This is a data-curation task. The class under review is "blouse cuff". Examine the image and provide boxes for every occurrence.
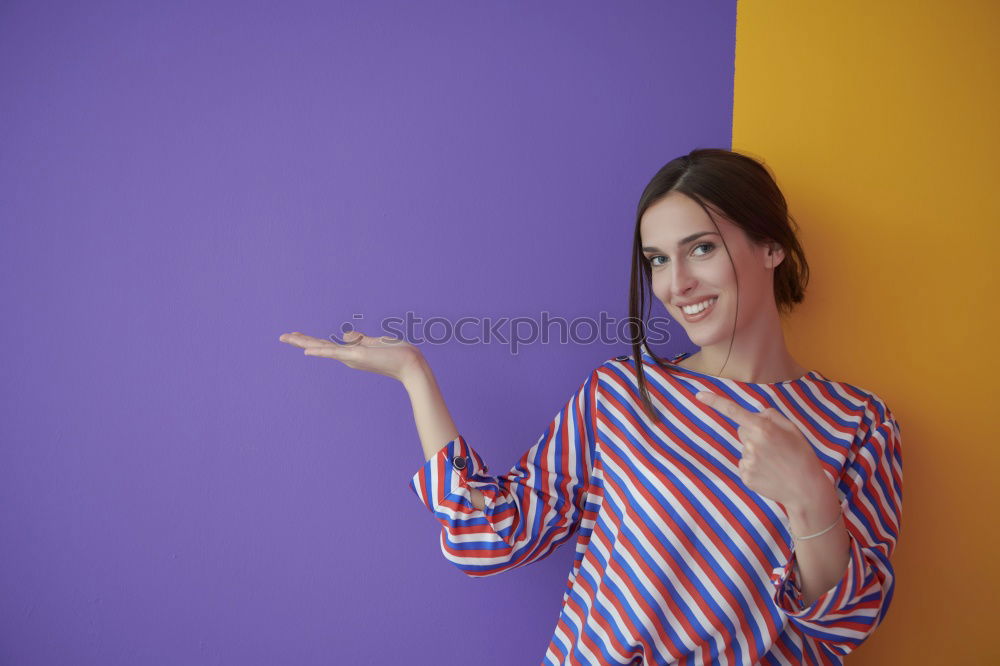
[770,530,868,620]
[408,435,490,514]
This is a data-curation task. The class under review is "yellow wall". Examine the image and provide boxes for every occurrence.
[733,1,999,663]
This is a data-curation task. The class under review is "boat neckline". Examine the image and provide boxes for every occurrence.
[644,350,823,386]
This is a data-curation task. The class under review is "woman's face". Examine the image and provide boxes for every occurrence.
[639,191,782,348]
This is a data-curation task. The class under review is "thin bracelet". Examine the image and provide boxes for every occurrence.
[790,497,848,541]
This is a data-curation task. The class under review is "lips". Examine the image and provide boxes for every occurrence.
[676,296,718,309]
[678,296,718,322]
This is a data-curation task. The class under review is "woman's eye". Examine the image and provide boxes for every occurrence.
[647,243,714,267]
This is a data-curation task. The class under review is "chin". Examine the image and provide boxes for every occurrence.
[682,317,731,348]
[687,331,722,348]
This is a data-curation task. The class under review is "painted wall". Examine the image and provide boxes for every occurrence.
[8,0,982,662]
[733,0,999,663]
[0,2,737,664]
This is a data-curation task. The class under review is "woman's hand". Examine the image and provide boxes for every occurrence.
[278,330,426,384]
[694,390,830,510]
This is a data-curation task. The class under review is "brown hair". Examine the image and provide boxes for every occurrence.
[626,148,810,421]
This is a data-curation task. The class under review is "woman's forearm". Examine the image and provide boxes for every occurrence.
[783,480,851,608]
[401,356,485,510]
[401,356,459,461]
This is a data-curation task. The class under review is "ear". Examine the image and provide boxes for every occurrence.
[764,242,786,269]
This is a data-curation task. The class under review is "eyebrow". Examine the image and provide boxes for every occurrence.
[642,231,720,254]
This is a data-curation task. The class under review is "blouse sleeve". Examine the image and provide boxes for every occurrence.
[408,368,600,577]
[770,402,904,658]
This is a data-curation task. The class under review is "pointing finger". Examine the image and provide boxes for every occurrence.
[695,391,759,427]
[756,407,793,430]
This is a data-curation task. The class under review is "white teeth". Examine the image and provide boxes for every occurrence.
[681,297,717,315]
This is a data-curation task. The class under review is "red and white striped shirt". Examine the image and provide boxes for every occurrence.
[410,351,904,665]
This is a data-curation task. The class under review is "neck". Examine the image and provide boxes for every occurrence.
[684,305,806,383]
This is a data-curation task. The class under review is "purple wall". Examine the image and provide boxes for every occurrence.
[0,2,737,663]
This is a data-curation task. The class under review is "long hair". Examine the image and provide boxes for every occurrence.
[626,148,810,421]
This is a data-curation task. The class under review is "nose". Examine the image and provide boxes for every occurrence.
[668,260,698,302]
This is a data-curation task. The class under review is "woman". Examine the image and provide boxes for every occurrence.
[279,149,903,665]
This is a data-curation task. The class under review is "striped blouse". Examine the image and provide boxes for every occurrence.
[409,350,904,665]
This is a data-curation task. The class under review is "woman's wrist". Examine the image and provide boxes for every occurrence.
[398,351,431,389]
[783,474,843,536]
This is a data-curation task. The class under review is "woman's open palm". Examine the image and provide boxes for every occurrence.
[278,330,424,382]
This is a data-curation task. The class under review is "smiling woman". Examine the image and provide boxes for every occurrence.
[281,148,903,666]
[629,149,812,406]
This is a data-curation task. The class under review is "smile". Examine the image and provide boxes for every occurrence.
[679,296,718,322]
